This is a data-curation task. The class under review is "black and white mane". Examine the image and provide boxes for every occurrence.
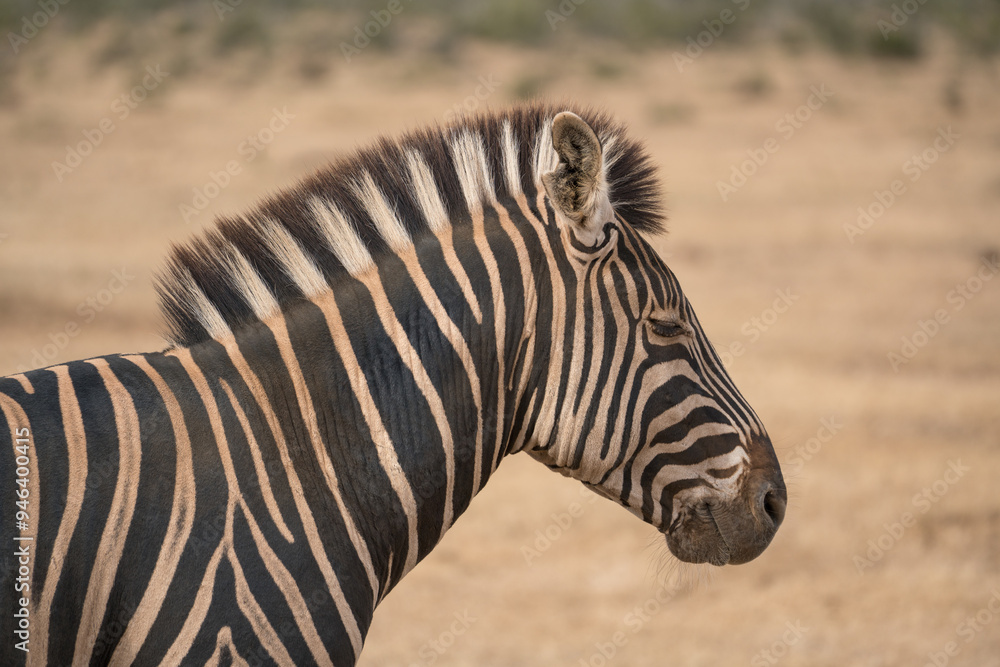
[156,103,663,348]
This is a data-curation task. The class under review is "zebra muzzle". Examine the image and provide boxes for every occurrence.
[666,470,786,566]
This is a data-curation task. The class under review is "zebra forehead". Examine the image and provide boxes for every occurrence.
[156,102,665,347]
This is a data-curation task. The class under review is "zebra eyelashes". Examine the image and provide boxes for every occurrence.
[646,318,690,341]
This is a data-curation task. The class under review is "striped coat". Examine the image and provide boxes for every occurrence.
[1,104,784,665]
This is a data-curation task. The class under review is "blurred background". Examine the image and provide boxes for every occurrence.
[1,1,998,664]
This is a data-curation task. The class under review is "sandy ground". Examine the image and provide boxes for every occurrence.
[1,22,998,666]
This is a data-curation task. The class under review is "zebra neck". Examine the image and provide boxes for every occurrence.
[194,206,542,603]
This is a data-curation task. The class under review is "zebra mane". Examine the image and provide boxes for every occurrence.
[156,102,664,347]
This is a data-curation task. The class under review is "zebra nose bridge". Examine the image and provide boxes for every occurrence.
[745,431,785,489]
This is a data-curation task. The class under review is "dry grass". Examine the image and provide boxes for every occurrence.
[1,25,998,666]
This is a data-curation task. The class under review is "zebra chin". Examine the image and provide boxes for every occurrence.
[665,468,787,566]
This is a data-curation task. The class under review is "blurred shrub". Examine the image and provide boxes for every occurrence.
[934,0,1000,57]
[797,0,863,55]
[733,71,775,99]
[869,28,924,60]
[0,0,997,62]
[447,0,550,45]
[646,101,695,125]
[589,59,625,81]
[214,11,271,55]
[95,23,139,66]
[510,73,548,100]
[296,29,340,83]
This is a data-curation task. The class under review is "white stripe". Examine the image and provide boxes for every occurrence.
[316,292,423,577]
[219,243,279,320]
[405,150,449,232]
[258,217,329,297]
[309,196,374,275]
[352,171,412,251]
[406,149,483,322]
[532,119,559,186]
[170,265,232,339]
[501,120,521,196]
[600,132,621,170]
[450,130,495,213]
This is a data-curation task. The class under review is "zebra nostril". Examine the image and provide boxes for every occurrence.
[762,487,786,529]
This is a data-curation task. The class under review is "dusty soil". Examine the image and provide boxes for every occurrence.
[1,26,998,666]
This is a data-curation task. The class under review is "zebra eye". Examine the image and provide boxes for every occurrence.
[648,319,687,340]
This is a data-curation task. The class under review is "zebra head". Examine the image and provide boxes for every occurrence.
[526,111,785,566]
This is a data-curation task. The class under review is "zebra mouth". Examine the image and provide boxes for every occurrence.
[664,502,732,566]
[582,483,732,565]
[702,503,734,565]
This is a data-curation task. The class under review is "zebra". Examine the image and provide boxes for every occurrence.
[0,103,785,665]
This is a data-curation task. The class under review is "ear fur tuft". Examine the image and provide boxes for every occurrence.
[542,112,612,245]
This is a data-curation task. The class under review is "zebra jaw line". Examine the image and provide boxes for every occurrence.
[1,103,785,665]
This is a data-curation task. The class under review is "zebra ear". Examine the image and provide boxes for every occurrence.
[542,112,614,247]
